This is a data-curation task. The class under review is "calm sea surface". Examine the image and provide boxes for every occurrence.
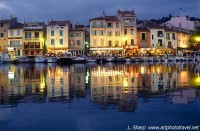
[0,62,199,131]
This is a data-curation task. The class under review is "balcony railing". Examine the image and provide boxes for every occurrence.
[124,22,135,26]
[91,25,106,28]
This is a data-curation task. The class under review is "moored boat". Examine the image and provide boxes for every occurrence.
[73,55,86,64]
[0,52,14,64]
[59,52,73,65]
[35,56,47,63]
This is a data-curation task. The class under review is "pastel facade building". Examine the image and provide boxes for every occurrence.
[8,23,24,56]
[89,10,137,56]
[46,20,70,54]
[69,25,86,56]
[0,17,18,53]
[23,22,46,56]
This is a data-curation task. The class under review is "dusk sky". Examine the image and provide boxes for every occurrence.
[0,0,199,24]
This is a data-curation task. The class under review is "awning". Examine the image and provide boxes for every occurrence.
[90,47,123,51]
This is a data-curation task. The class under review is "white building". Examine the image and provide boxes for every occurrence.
[46,20,70,54]
[164,16,195,31]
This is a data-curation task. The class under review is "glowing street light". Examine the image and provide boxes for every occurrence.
[195,36,200,42]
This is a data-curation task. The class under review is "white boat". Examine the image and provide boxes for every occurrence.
[86,57,97,63]
[73,55,86,63]
[148,57,154,62]
[125,57,132,62]
[106,56,115,62]
[35,56,47,63]
[0,52,14,63]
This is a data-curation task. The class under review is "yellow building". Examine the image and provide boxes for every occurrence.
[89,10,137,56]
[0,17,18,53]
[177,30,190,54]
[69,25,86,57]
[23,22,46,56]
[46,20,70,54]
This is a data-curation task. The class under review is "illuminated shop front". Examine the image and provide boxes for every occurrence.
[90,47,123,56]
[123,45,140,57]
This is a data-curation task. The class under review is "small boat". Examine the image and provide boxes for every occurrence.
[116,57,125,62]
[0,52,14,64]
[106,56,116,62]
[148,57,154,62]
[59,52,73,65]
[97,56,106,63]
[142,57,149,62]
[47,54,57,63]
[125,57,132,62]
[35,56,47,63]
[73,55,86,64]
[86,57,97,63]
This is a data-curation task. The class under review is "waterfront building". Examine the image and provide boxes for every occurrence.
[23,22,46,56]
[137,27,151,56]
[89,10,137,56]
[0,17,18,53]
[46,20,70,54]
[69,25,86,57]
[177,30,190,54]
[8,23,24,56]
[164,27,178,54]
[164,16,195,31]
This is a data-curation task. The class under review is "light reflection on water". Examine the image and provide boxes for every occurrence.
[0,62,199,130]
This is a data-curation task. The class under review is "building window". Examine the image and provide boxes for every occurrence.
[0,23,3,27]
[92,22,96,28]
[69,40,74,47]
[60,39,63,45]
[93,39,96,45]
[124,29,127,35]
[115,31,120,36]
[10,30,13,36]
[131,39,134,45]
[35,32,39,38]
[115,40,119,46]
[125,40,127,45]
[107,23,112,28]
[107,31,112,36]
[51,30,54,36]
[0,33,3,37]
[25,32,31,38]
[76,40,80,46]
[116,23,119,28]
[172,33,176,40]
[109,41,112,46]
[92,30,98,36]
[17,30,20,36]
[51,39,55,45]
[141,33,146,40]
[60,30,63,36]
[152,35,154,40]
[70,33,73,37]
[101,39,104,45]
[158,39,162,46]
[99,30,104,36]
[76,32,80,37]
[157,31,163,37]
[100,22,104,27]
[131,29,134,35]
[166,33,170,40]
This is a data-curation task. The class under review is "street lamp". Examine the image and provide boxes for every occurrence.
[195,36,200,43]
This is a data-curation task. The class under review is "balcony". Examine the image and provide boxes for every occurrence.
[124,22,135,26]
[24,43,41,49]
[91,25,106,28]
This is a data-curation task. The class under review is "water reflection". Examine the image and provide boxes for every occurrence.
[0,62,199,111]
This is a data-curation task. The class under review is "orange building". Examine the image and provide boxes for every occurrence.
[137,27,150,55]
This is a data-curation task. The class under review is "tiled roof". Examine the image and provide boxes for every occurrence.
[0,19,11,24]
[48,20,70,26]
[75,24,85,29]
[90,16,120,22]
[137,27,150,32]
[117,10,135,16]
[10,23,24,29]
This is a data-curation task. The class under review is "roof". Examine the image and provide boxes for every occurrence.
[117,10,135,16]
[90,16,120,22]
[0,19,11,24]
[48,20,70,26]
[75,24,85,29]
[10,23,24,29]
[137,27,150,32]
